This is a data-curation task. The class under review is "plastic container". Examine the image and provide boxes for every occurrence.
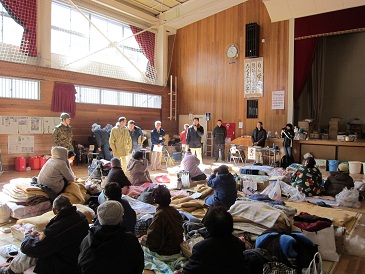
[15,157,26,172]
[328,160,340,172]
[348,161,362,174]
[29,156,40,170]
[39,156,48,169]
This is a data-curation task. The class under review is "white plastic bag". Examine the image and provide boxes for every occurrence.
[261,182,281,200]
[335,187,361,208]
[302,252,323,274]
[279,181,306,202]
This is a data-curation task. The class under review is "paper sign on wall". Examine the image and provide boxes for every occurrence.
[247,146,256,160]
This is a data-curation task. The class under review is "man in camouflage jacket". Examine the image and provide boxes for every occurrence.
[52,113,74,151]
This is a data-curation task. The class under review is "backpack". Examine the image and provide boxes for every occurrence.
[256,230,318,271]
[243,248,272,274]
[243,248,297,274]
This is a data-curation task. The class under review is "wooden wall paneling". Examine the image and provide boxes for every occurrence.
[338,146,365,162]
[301,144,336,160]
[0,61,170,170]
[171,0,289,142]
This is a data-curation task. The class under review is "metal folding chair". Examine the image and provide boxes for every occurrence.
[229,145,244,164]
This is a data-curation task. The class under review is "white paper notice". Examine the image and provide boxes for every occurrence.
[153,145,163,152]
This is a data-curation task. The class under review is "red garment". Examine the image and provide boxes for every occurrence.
[180,130,187,144]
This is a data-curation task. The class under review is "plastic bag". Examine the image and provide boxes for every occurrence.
[335,187,361,208]
[261,182,281,200]
[302,252,323,274]
[279,181,306,202]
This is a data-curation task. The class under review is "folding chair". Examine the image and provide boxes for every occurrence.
[229,145,244,164]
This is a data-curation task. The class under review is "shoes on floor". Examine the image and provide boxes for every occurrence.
[213,159,218,162]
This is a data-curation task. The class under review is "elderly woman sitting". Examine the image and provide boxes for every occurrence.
[126,151,152,186]
[292,157,322,197]
[322,163,354,196]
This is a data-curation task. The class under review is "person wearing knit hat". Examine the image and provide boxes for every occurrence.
[91,123,111,160]
[78,200,144,274]
[141,185,184,255]
[104,157,131,191]
[323,163,354,197]
[97,200,124,225]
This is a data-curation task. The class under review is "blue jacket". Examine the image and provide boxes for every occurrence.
[150,128,166,150]
[187,124,204,148]
[206,173,237,209]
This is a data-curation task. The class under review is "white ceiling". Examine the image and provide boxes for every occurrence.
[91,0,365,30]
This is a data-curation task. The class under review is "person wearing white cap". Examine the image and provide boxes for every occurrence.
[323,163,354,196]
[78,201,144,274]
[91,123,111,160]
[52,112,73,151]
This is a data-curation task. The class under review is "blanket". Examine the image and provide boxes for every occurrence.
[228,200,291,229]
[286,201,358,230]
[171,195,208,219]
[142,246,187,274]
[16,204,95,232]
[62,182,87,204]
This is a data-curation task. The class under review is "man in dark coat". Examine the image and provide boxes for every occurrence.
[186,117,204,164]
[251,121,267,147]
[91,123,112,160]
[212,119,227,162]
[182,206,245,274]
[0,195,89,274]
[78,201,144,274]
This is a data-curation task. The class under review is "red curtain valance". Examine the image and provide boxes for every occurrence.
[295,6,365,39]
[51,82,77,118]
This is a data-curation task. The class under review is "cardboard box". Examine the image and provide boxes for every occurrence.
[330,117,341,122]
[315,159,327,172]
[298,121,313,133]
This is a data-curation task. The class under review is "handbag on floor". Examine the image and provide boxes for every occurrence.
[302,252,323,274]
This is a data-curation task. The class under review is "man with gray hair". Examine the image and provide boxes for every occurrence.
[78,201,144,274]
[109,117,132,171]
[150,120,166,171]
[0,195,89,274]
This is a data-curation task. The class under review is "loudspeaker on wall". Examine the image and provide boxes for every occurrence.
[245,23,260,58]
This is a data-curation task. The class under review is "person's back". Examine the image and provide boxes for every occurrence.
[21,195,89,274]
[292,157,322,196]
[183,206,245,274]
[78,201,144,274]
[106,158,131,188]
[181,151,206,180]
[323,163,354,196]
[143,185,183,255]
[126,151,151,186]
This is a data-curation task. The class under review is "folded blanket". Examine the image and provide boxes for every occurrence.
[171,196,208,219]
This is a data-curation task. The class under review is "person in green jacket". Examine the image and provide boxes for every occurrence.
[109,117,132,171]
[52,113,73,151]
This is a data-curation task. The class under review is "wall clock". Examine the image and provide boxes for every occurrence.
[225,44,239,59]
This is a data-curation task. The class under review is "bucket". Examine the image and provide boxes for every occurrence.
[15,157,26,172]
[178,171,190,189]
[328,160,340,172]
[348,161,362,174]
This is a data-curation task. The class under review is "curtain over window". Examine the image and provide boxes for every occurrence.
[130,26,155,78]
[51,82,77,118]
[0,0,37,57]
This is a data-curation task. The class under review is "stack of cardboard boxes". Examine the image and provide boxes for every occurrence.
[329,118,340,140]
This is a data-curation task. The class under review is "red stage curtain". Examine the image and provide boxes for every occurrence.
[0,0,37,57]
[51,82,77,118]
[130,26,155,77]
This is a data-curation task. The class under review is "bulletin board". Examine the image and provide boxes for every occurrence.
[0,116,59,134]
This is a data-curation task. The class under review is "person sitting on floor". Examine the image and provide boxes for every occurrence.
[0,195,89,274]
[205,165,237,209]
[141,185,184,255]
[37,146,76,201]
[182,205,245,274]
[95,182,136,234]
[181,149,207,181]
[292,156,322,197]
[322,163,354,196]
[126,151,152,186]
[104,157,131,190]
[78,201,144,274]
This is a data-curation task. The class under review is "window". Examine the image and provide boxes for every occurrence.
[75,85,161,109]
[0,76,40,100]
[0,6,23,45]
[51,1,151,82]
[247,100,258,118]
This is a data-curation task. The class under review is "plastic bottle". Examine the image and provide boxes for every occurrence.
[275,131,278,138]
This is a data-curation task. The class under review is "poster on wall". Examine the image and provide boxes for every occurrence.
[272,90,285,110]
[0,116,19,134]
[44,117,59,134]
[244,57,264,98]
[8,135,34,154]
